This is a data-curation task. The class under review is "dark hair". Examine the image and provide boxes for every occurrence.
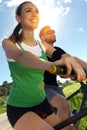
[9,1,31,43]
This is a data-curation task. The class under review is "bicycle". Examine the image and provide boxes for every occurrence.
[49,66,87,130]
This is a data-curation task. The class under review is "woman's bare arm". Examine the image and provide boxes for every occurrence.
[2,39,54,71]
[2,39,86,81]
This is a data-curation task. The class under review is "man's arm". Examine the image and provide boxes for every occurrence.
[74,57,87,67]
[54,47,87,68]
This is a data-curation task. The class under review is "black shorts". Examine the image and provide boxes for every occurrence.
[7,98,55,127]
[45,85,65,101]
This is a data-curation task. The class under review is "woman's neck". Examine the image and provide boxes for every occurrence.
[21,30,37,46]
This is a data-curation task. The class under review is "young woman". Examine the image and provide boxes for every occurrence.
[2,1,86,130]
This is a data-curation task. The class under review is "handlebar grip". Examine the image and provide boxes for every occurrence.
[49,65,68,75]
[49,65,87,77]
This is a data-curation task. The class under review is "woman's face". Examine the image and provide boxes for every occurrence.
[16,2,40,30]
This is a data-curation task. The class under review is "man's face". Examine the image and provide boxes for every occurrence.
[41,27,56,45]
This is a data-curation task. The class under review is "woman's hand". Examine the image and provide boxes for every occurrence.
[53,56,86,82]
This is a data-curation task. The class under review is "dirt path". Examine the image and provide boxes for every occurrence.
[0,113,14,130]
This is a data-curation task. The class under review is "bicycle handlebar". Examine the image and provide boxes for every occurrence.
[49,65,87,76]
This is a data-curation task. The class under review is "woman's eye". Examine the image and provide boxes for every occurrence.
[26,9,31,13]
[26,9,39,14]
[36,10,39,14]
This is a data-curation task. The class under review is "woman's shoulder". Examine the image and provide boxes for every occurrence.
[2,38,9,44]
[2,38,10,48]
[2,38,15,45]
[37,40,46,52]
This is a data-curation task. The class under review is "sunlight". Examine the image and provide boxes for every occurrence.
[39,6,60,28]
[35,3,61,39]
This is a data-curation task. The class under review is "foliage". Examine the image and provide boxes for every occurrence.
[0,96,7,114]
[63,82,87,130]
[0,82,12,96]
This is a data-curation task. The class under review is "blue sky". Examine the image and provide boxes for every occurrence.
[0,0,87,85]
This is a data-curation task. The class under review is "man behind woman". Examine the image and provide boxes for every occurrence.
[39,25,73,129]
[39,25,87,130]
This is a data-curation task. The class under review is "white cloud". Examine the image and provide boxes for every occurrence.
[57,0,72,4]
[0,0,2,10]
[5,0,24,6]
[78,27,85,33]
[63,7,70,16]
[64,0,72,3]
[83,0,87,2]
[0,38,3,46]
[0,40,2,46]
[60,6,70,16]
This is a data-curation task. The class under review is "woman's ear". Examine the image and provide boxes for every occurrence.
[16,15,21,23]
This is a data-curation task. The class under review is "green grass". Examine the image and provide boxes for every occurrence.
[63,82,87,130]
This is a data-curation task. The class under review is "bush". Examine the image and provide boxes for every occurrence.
[0,96,7,114]
[0,87,8,96]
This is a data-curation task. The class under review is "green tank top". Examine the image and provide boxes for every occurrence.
[7,41,48,107]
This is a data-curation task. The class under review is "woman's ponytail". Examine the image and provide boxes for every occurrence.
[9,23,22,43]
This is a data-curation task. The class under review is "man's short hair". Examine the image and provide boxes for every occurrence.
[39,25,51,38]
